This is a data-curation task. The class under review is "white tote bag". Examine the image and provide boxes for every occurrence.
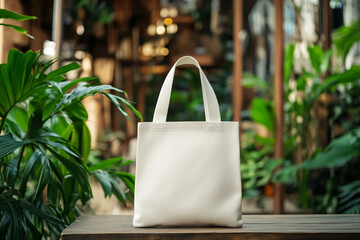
[133,56,242,227]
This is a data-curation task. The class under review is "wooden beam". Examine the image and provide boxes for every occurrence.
[232,0,243,131]
[52,0,62,69]
[274,0,284,214]
[0,0,5,64]
[323,0,332,51]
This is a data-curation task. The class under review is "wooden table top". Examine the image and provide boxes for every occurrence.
[61,214,360,240]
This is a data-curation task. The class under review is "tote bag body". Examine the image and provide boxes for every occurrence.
[133,56,242,227]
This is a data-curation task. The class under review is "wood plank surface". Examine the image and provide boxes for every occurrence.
[61,214,360,240]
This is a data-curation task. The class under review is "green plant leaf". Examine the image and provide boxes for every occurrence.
[296,72,315,91]
[284,44,295,83]
[111,177,126,203]
[115,95,143,121]
[63,101,88,120]
[0,195,20,240]
[24,215,42,240]
[250,98,275,132]
[88,157,124,171]
[255,135,275,146]
[117,174,135,195]
[312,65,360,101]
[320,49,332,74]
[46,114,71,136]
[332,19,360,60]
[0,134,31,158]
[34,137,80,160]
[101,92,129,121]
[328,127,360,148]
[338,180,360,213]
[61,77,98,93]
[48,159,64,186]
[273,163,299,184]
[115,171,135,182]
[7,105,28,132]
[307,45,324,74]
[46,147,92,198]
[19,149,43,196]
[301,143,360,169]
[0,49,43,119]
[32,156,50,202]
[20,199,67,228]
[70,120,91,164]
[46,62,81,80]
[63,83,124,103]
[0,23,34,38]
[6,158,18,186]
[242,72,267,92]
[93,170,113,198]
[0,9,36,21]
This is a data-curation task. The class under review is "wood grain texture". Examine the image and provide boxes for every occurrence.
[273,0,285,214]
[61,214,360,240]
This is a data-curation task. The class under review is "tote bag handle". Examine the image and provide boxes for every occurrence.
[153,56,221,123]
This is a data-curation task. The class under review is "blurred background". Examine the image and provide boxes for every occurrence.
[1,0,360,216]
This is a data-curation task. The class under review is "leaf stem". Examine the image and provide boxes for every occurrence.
[0,115,6,133]
[13,145,26,188]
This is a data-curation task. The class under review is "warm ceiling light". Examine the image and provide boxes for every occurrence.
[164,18,173,26]
[166,23,178,34]
[76,24,85,35]
[156,25,166,35]
[160,8,169,18]
[160,47,169,56]
[168,7,178,18]
[147,24,156,36]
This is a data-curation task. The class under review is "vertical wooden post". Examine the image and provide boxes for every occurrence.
[274,0,284,214]
[137,83,147,121]
[232,0,243,131]
[0,0,5,63]
[52,0,62,69]
[323,0,332,51]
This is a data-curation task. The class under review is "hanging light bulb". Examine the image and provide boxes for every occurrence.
[166,23,178,34]
[147,24,156,36]
[163,18,173,26]
[160,8,169,18]
[156,22,166,35]
[168,7,178,18]
[76,24,85,35]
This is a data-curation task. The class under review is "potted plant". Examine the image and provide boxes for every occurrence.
[0,9,141,239]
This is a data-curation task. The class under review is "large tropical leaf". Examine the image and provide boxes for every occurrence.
[338,180,360,213]
[0,9,36,21]
[88,157,125,171]
[0,9,36,38]
[60,83,142,121]
[0,134,31,158]
[20,199,66,228]
[45,62,81,81]
[19,149,43,196]
[301,127,360,169]
[312,65,360,101]
[242,72,267,92]
[32,155,50,202]
[46,147,92,199]
[6,158,18,187]
[307,45,324,74]
[250,98,275,132]
[0,194,20,240]
[284,44,295,84]
[0,50,43,118]
[332,19,360,61]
